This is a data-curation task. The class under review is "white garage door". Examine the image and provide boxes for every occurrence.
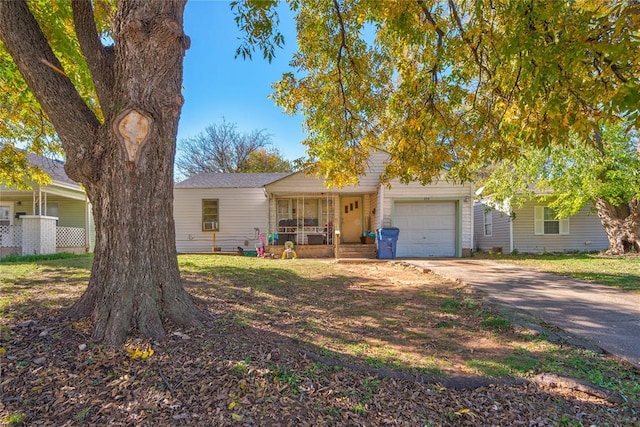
[394,201,456,257]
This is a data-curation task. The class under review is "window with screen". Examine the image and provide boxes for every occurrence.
[202,199,219,231]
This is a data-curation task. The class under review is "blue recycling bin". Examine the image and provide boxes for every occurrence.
[377,227,400,259]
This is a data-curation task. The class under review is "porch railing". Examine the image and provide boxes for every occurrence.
[0,224,22,248]
[0,224,86,250]
[56,226,86,248]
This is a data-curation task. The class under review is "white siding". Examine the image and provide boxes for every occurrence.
[174,188,270,252]
[380,179,474,257]
[174,152,477,256]
[52,198,87,228]
[375,185,386,231]
[512,201,609,253]
[362,194,372,230]
[266,151,389,194]
[368,192,379,232]
[473,202,512,253]
[266,171,334,193]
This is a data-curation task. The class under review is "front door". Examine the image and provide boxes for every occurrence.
[340,196,362,243]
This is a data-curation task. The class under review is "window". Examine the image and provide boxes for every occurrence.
[534,206,569,235]
[35,202,58,217]
[0,203,12,226]
[483,209,492,236]
[202,199,219,231]
[276,198,332,227]
[276,199,293,228]
[275,196,335,245]
[543,207,559,234]
[303,199,319,221]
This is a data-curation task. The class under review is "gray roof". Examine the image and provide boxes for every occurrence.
[27,153,80,188]
[175,172,292,189]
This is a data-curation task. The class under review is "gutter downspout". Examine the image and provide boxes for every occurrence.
[84,194,91,252]
[468,204,473,256]
[380,184,385,228]
[509,208,514,254]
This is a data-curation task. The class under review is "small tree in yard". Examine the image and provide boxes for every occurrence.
[243,146,294,173]
[175,119,293,177]
[482,124,640,255]
[0,0,204,345]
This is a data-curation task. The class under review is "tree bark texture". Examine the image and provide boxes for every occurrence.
[595,198,640,255]
[0,0,204,345]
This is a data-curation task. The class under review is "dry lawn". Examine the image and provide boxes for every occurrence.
[1,255,638,426]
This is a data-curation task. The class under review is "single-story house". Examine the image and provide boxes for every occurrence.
[0,154,94,258]
[474,196,609,254]
[173,151,475,258]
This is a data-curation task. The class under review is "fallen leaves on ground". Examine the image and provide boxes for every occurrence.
[1,260,638,426]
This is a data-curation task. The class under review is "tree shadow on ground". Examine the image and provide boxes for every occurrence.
[2,301,636,426]
[1,256,638,425]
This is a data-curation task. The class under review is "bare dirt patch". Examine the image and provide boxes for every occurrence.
[1,257,638,425]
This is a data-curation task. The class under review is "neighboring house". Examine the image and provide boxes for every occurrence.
[474,197,609,254]
[0,154,93,258]
[173,151,475,258]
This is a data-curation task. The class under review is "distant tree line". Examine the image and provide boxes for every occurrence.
[175,119,295,178]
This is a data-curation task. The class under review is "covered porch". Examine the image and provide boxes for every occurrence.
[0,185,93,258]
[265,192,379,258]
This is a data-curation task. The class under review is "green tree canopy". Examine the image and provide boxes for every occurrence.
[483,125,639,215]
[481,122,640,254]
[0,0,113,185]
[244,147,294,173]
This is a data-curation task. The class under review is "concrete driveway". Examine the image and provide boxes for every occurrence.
[403,259,640,369]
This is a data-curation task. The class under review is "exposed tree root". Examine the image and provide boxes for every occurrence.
[300,348,526,390]
[301,348,637,408]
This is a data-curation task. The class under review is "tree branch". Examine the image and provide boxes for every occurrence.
[498,58,523,126]
[417,0,444,84]
[417,1,445,47]
[448,0,493,80]
[332,0,357,142]
[71,0,115,112]
[0,0,100,180]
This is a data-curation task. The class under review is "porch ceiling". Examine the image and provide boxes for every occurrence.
[0,185,86,201]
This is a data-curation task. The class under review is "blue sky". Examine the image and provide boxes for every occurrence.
[178,1,307,161]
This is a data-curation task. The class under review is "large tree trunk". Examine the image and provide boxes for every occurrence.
[69,153,203,344]
[66,1,204,344]
[0,0,204,345]
[67,118,204,344]
[594,198,640,255]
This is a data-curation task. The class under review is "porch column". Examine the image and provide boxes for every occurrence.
[84,196,92,251]
[21,215,57,255]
